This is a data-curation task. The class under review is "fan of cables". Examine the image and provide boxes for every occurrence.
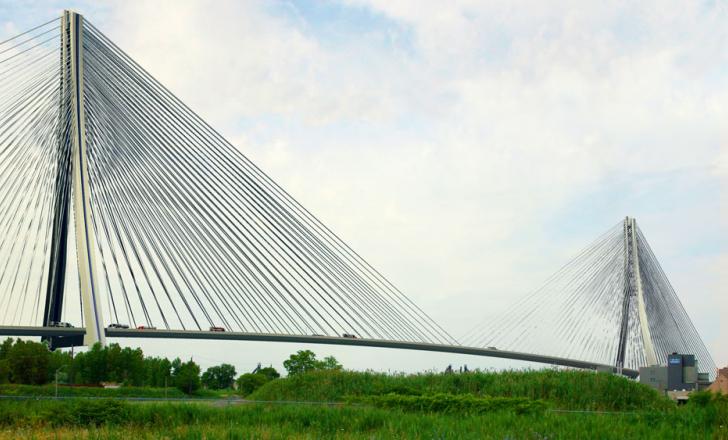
[462,220,715,375]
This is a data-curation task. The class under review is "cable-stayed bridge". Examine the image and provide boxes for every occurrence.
[0,11,715,379]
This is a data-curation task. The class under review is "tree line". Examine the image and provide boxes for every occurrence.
[0,338,341,395]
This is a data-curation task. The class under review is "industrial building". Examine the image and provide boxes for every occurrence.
[639,353,712,393]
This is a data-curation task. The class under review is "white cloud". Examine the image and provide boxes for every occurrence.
[8,0,724,371]
[110,0,727,367]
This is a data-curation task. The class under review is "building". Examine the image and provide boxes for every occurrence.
[639,353,710,393]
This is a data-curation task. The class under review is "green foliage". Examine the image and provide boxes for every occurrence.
[250,369,672,411]
[0,397,723,438]
[283,350,317,375]
[687,390,728,429]
[70,343,147,386]
[0,399,130,427]
[4,338,51,385]
[0,339,13,384]
[201,363,236,390]
[257,366,280,380]
[319,355,343,370]
[689,390,713,407]
[350,392,548,415]
[172,359,201,394]
[143,356,173,388]
[75,343,107,384]
[0,383,187,398]
[283,350,342,376]
[236,373,270,396]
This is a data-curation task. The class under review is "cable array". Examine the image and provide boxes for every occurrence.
[0,15,717,371]
[463,220,716,375]
[76,21,454,344]
[0,19,62,327]
[637,228,715,377]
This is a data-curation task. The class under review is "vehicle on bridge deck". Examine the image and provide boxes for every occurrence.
[209,326,225,332]
[49,321,74,328]
[108,323,129,329]
[342,333,357,339]
[136,325,157,330]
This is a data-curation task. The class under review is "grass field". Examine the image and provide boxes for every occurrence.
[0,398,724,439]
[1,369,726,439]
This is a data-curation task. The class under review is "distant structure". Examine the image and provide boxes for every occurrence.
[640,353,702,392]
[464,217,716,377]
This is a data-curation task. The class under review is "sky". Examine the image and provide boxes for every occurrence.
[0,0,726,374]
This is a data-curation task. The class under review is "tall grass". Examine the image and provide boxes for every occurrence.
[250,369,671,411]
[0,399,720,439]
[0,384,231,399]
[0,384,186,399]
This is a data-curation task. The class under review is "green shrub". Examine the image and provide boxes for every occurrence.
[236,373,270,396]
[350,393,547,415]
[0,383,187,398]
[71,399,131,426]
[689,390,713,407]
[250,369,671,411]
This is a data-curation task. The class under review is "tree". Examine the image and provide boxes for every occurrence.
[75,343,108,385]
[236,373,268,396]
[201,363,237,390]
[6,339,51,385]
[173,359,201,394]
[47,348,73,384]
[0,338,13,359]
[0,338,13,384]
[283,350,342,376]
[144,357,172,387]
[319,356,342,371]
[283,350,319,376]
[257,366,280,381]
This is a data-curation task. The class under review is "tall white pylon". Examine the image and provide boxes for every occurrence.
[617,216,657,369]
[626,217,657,366]
[64,10,105,346]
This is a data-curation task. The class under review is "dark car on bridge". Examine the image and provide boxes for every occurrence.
[49,321,73,328]
[209,326,225,332]
[108,323,129,329]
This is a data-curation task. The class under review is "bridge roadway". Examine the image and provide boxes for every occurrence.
[0,326,639,378]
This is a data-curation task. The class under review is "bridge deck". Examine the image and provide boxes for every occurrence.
[0,326,638,378]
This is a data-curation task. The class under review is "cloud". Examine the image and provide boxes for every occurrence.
[3,0,724,370]
[98,0,727,367]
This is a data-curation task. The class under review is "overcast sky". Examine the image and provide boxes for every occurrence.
[1,0,726,373]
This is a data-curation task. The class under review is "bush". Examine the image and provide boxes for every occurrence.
[0,383,187,398]
[257,366,280,381]
[250,369,671,411]
[350,393,548,415]
[71,399,131,426]
[236,373,270,396]
[689,390,713,407]
[201,364,236,390]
